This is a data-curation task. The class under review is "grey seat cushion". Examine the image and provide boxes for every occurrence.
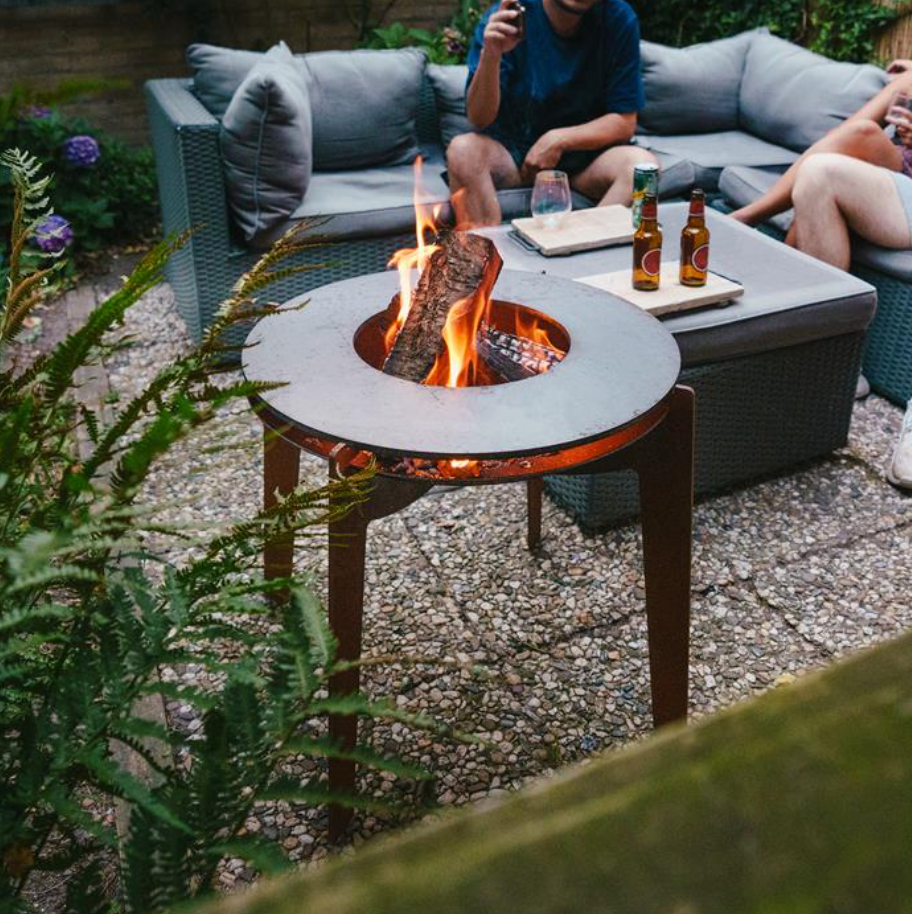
[739,33,888,152]
[853,240,912,282]
[718,164,793,234]
[220,42,312,247]
[639,29,763,135]
[426,63,473,149]
[302,48,425,170]
[188,43,425,171]
[256,146,590,246]
[650,151,695,199]
[637,131,797,190]
[719,164,912,282]
[186,43,262,117]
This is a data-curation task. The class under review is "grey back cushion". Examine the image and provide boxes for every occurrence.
[639,29,763,135]
[301,48,425,170]
[740,33,888,152]
[186,43,262,118]
[220,42,313,246]
[427,63,474,148]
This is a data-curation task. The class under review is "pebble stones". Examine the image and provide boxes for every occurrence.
[67,273,912,890]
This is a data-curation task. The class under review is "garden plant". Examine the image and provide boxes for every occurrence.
[367,0,895,64]
[0,149,460,914]
[0,82,158,278]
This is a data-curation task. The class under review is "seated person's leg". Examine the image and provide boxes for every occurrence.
[447,133,522,228]
[734,117,904,227]
[790,153,912,270]
[570,146,658,206]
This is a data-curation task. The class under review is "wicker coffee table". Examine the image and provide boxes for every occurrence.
[475,204,877,528]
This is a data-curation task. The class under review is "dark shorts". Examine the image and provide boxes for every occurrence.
[902,146,912,179]
[489,130,603,176]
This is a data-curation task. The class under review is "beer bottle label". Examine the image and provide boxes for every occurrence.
[642,249,662,277]
[692,244,709,272]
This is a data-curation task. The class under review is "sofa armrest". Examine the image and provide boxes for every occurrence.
[144,78,235,339]
[144,79,227,239]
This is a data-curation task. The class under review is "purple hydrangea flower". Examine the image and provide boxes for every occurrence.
[23,104,52,120]
[62,134,100,167]
[32,215,74,254]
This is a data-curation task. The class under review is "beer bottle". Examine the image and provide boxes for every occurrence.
[679,189,710,287]
[632,193,662,292]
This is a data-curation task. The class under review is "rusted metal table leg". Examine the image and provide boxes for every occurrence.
[636,386,694,727]
[325,473,432,841]
[526,478,543,551]
[263,427,301,591]
[327,503,369,841]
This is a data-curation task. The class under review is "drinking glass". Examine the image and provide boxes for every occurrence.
[531,170,572,230]
[888,92,912,144]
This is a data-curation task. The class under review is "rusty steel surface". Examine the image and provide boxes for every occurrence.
[243,270,680,461]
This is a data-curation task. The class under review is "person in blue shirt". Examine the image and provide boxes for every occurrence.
[448,0,658,226]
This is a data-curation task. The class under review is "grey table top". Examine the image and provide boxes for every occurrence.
[243,270,681,460]
[474,203,876,338]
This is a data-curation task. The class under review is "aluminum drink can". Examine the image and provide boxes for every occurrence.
[632,162,660,230]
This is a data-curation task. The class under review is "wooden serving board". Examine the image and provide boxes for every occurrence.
[579,261,744,316]
[511,205,635,256]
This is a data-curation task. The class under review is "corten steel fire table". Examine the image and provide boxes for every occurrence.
[243,269,694,839]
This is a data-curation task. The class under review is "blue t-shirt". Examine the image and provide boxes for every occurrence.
[466,0,644,156]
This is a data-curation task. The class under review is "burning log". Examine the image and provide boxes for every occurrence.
[383,231,503,383]
[477,323,564,383]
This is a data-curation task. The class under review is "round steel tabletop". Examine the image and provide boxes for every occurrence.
[243,269,681,460]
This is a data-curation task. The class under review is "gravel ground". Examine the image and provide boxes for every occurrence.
[51,274,912,885]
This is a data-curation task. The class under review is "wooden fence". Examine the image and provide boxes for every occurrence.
[878,1,912,61]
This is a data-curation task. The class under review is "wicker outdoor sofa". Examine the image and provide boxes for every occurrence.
[145,31,887,529]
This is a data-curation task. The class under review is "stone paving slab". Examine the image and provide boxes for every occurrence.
[754,524,912,657]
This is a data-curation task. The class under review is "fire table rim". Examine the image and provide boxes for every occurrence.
[243,270,681,461]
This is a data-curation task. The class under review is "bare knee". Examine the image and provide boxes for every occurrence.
[838,118,883,144]
[793,153,846,206]
[447,133,489,184]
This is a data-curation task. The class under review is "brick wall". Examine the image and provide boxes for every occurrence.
[0,0,459,145]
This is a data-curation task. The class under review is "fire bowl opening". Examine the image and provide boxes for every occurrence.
[354,299,571,388]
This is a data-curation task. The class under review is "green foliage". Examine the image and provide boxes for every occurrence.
[0,151,461,913]
[0,107,158,260]
[630,0,897,63]
[363,0,485,64]
[369,0,895,65]
[0,79,126,136]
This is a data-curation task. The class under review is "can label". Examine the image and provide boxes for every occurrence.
[642,249,662,277]
[692,244,709,272]
[632,163,659,230]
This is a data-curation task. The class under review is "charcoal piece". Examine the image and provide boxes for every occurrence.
[478,323,564,383]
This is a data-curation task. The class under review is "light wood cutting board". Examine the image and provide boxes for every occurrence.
[579,261,744,316]
[511,205,635,256]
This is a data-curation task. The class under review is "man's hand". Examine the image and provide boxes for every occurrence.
[888,59,912,79]
[893,108,912,148]
[482,0,523,57]
[521,129,568,183]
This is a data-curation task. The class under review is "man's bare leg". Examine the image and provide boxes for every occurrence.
[571,145,659,205]
[732,119,903,226]
[790,153,911,270]
[447,133,522,227]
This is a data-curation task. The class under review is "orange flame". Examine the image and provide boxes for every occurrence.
[511,306,563,353]
[423,288,492,388]
[386,157,442,350]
